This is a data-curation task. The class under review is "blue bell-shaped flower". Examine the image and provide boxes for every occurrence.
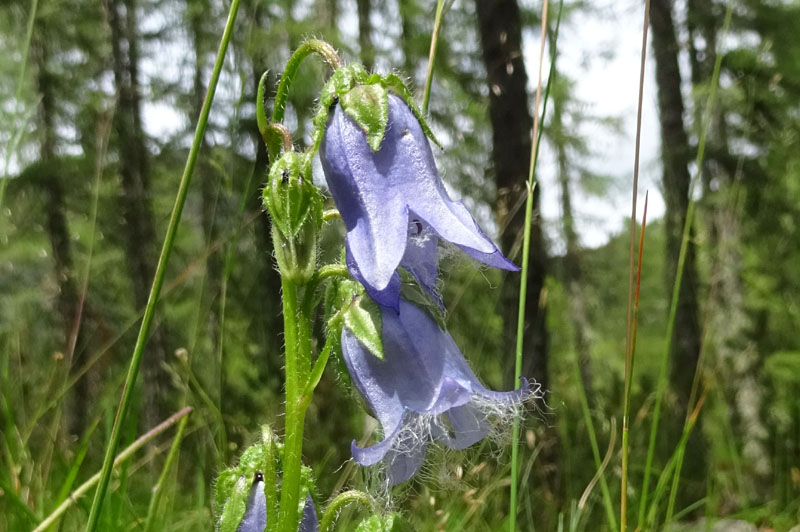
[321,93,518,309]
[341,297,534,485]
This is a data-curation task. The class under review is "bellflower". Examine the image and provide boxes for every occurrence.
[341,298,533,485]
[236,473,318,532]
[321,93,518,309]
[346,217,441,308]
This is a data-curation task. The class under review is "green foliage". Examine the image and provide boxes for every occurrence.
[2,0,800,530]
[341,83,390,152]
[354,513,410,532]
[342,291,385,361]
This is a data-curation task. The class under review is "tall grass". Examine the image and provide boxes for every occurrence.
[83,2,241,529]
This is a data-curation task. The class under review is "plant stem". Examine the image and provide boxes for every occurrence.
[510,2,548,530]
[622,2,651,530]
[422,0,446,114]
[319,490,373,532]
[277,277,307,532]
[82,2,240,529]
[143,412,189,532]
[267,40,343,160]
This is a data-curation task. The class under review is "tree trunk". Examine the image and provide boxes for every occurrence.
[356,0,374,71]
[687,0,770,486]
[551,78,594,394]
[399,0,418,80]
[475,0,558,515]
[475,0,549,389]
[32,39,80,348]
[106,0,170,425]
[188,0,223,360]
[650,0,706,500]
[31,33,87,435]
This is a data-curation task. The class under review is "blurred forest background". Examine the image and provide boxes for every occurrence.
[2,0,800,530]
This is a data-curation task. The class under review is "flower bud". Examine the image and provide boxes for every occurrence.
[263,152,322,285]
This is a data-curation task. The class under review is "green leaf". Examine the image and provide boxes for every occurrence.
[382,73,442,149]
[340,83,390,152]
[342,294,385,360]
[218,476,249,532]
[355,513,413,532]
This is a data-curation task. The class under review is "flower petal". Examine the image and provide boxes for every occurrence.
[380,96,516,270]
[298,494,319,532]
[321,103,409,292]
[236,477,266,532]
[346,241,402,311]
[384,435,428,486]
[432,403,490,450]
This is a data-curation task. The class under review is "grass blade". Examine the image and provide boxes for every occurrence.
[636,7,733,527]
[33,407,192,532]
[82,2,241,529]
[510,1,551,530]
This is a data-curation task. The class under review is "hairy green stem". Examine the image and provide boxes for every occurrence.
[637,7,732,527]
[277,277,308,532]
[267,40,343,160]
[510,1,549,530]
[82,2,240,529]
[319,490,373,532]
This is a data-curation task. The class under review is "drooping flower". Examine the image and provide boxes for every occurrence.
[321,93,518,309]
[341,297,534,486]
[236,473,318,532]
[345,216,441,308]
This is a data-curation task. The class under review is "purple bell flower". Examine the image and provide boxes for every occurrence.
[236,474,318,532]
[346,217,441,308]
[321,93,518,309]
[341,298,534,486]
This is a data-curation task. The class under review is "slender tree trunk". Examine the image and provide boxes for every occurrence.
[188,0,223,356]
[650,0,706,500]
[688,0,770,486]
[476,0,558,513]
[399,0,417,80]
[33,40,80,347]
[551,82,593,393]
[356,0,374,71]
[475,0,549,389]
[106,0,170,425]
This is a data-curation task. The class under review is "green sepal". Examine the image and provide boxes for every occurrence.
[333,279,384,360]
[397,269,446,329]
[340,83,390,152]
[310,64,441,155]
[343,293,384,360]
[355,513,413,532]
[217,475,249,532]
[382,72,442,149]
[215,469,239,510]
